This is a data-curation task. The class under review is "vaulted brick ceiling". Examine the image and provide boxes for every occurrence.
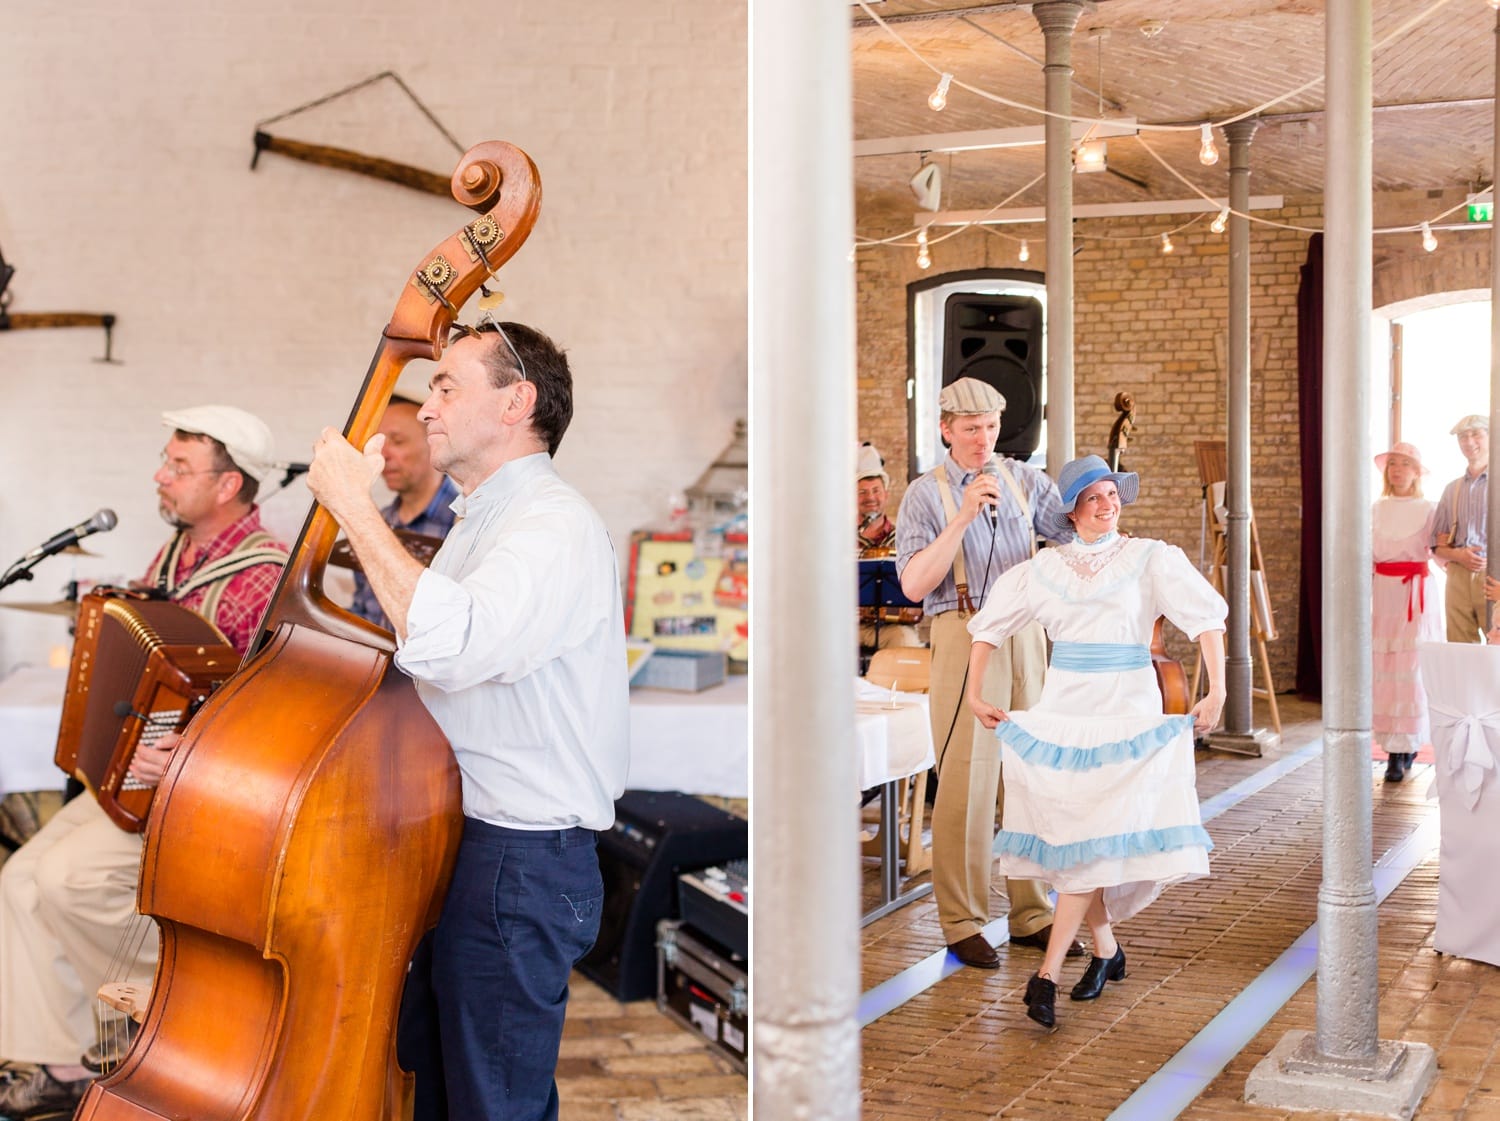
[852,0,1497,215]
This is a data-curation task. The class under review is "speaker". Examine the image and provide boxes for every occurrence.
[940,292,1044,457]
[580,791,747,1001]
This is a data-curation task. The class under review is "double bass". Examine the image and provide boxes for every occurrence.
[77,141,541,1120]
[1106,391,1190,716]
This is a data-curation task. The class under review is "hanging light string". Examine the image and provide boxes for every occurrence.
[852,0,1458,136]
[853,171,1046,249]
[851,0,1476,253]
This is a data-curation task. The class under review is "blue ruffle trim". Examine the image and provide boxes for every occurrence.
[995,824,1214,872]
[996,714,1194,771]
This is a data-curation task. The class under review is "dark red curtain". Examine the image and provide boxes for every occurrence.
[1295,234,1323,698]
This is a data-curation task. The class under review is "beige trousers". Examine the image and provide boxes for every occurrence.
[0,794,156,1064]
[1445,566,1488,644]
[927,610,1052,943]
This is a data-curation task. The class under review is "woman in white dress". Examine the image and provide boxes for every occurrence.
[1371,441,1441,782]
[966,455,1227,1029]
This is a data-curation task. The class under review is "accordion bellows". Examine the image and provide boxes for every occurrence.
[54,591,239,832]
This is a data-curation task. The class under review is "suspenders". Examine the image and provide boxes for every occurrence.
[931,457,1034,615]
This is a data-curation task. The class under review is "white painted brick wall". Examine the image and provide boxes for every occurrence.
[0,0,747,670]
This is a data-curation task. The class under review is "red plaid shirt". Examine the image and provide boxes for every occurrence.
[143,508,288,654]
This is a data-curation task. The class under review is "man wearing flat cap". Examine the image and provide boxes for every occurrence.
[1431,414,1490,642]
[857,441,920,651]
[895,377,1080,969]
[0,405,288,1116]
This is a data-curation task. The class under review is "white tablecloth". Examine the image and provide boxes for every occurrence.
[1417,642,1500,967]
[0,665,68,796]
[627,674,748,798]
[854,679,934,789]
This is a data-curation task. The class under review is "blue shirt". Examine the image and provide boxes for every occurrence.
[351,475,461,629]
[894,454,1063,615]
[1431,469,1488,552]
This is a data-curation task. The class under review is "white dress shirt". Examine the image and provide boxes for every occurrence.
[396,453,629,830]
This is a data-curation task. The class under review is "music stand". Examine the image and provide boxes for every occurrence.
[858,558,920,661]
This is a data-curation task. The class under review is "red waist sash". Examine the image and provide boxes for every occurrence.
[1374,560,1428,622]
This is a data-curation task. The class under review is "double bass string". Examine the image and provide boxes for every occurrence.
[91,908,155,1071]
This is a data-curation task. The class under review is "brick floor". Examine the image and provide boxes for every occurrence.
[556,967,746,1119]
[859,697,1499,1120]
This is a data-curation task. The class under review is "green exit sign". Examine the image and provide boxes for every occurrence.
[1469,202,1493,222]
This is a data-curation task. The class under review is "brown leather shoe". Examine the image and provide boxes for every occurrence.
[1008,926,1086,957]
[947,932,1000,969]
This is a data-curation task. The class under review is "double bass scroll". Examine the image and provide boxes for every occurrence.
[77,142,542,1121]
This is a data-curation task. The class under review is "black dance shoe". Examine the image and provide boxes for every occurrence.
[1023,973,1058,1028]
[1384,752,1413,783]
[1069,944,1127,1001]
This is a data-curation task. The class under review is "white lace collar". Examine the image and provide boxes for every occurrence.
[1058,531,1127,578]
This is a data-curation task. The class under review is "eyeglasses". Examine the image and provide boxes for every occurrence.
[158,454,224,481]
[450,317,529,382]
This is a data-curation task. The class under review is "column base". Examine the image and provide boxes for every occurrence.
[1246,1030,1436,1119]
[1203,726,1279,757]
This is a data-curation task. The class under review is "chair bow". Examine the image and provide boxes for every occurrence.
[1427,702,1500,811]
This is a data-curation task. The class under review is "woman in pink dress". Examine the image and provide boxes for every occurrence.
[1372,441,1442,782]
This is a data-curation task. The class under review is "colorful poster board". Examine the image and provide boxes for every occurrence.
[625,530,748,664]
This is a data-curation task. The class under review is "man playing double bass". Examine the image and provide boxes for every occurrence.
[307,320,629,1121]
[0,406,287,1119]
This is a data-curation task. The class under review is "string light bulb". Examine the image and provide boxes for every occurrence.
[1421,222,1437,252]
[1018,239,1030,263]
[928,73,953,112]
[1160,231,1174,254]
[916,228,932,269]
[1211,207,1229,234]
[1198,123,1220,166]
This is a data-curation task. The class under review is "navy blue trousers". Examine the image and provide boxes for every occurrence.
[399,818,603,1121]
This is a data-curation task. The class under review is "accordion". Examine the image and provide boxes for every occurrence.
[54,590,239,832]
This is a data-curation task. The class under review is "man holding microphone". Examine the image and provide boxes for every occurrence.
[894,377,1078,969]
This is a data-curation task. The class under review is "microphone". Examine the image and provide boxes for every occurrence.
[24,508,117,562]
[860,510,882,530]
[112,700,152,723]
[979,462,1001,527]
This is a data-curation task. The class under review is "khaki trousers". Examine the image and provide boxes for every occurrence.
[0,793,156,1064]
[927,610,1052,943]
[1445,567,1488,643]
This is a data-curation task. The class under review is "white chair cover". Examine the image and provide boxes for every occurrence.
[1417,642,1500,966]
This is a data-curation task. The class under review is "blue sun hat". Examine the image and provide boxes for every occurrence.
[1040,454,1140,542]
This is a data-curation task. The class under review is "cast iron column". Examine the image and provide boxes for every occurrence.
[1247,2,1436,1107]
[749,0,860,1116]
[1034,1,1084,475]
[1207,120,1278,756]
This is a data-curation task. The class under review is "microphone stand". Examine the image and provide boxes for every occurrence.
[0,554,42,592]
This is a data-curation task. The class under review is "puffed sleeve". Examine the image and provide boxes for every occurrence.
[1149,543,1227,640]
[967,559,1035,646]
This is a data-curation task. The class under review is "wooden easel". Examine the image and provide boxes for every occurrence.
[1190,441,1282,734]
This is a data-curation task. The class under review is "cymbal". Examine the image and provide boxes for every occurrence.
[0,599,78,617]
[60,544,101,557]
